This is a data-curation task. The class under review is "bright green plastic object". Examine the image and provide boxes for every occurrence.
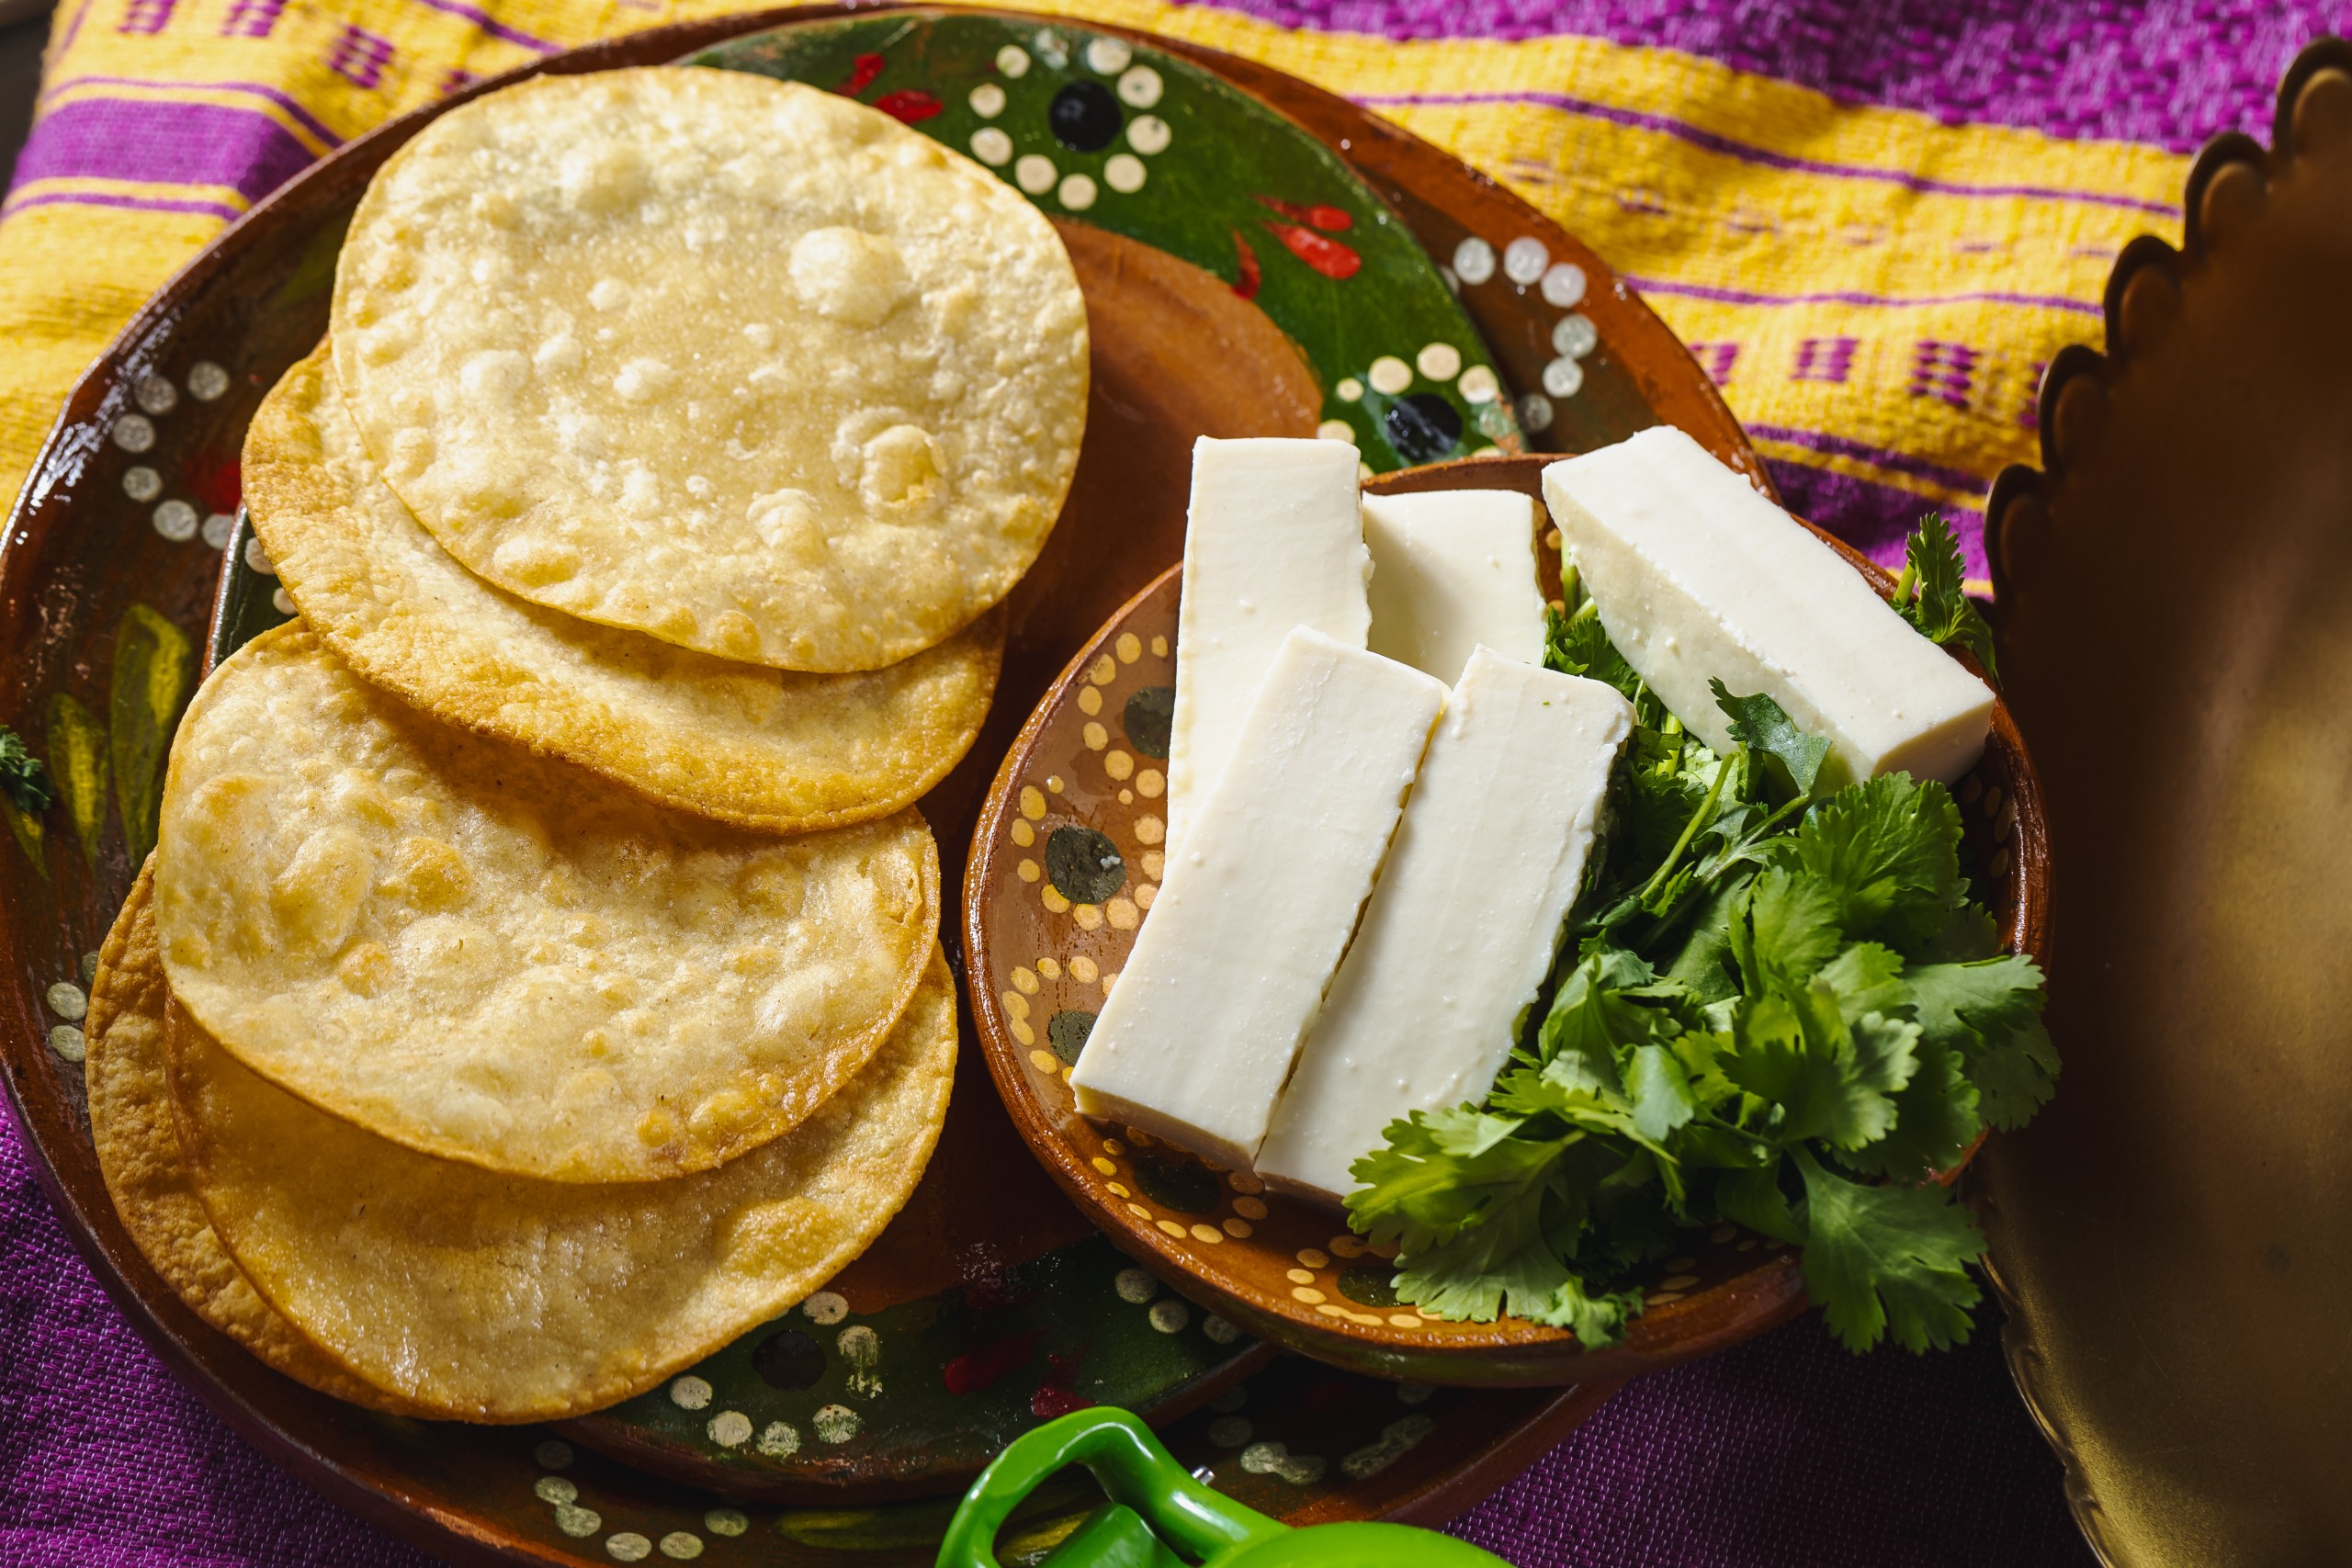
[936,1407,1514,1568]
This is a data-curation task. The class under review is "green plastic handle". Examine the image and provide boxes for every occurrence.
[936,1408,1287,1568]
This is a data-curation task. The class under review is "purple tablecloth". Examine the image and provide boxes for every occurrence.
[0,0,2326,1562]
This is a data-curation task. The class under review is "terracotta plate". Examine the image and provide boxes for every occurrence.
[966,454,2051,1386]
[0,6,1757,1562]
[1976,40,2352,1566]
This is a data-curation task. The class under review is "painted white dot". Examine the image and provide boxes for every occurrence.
[243,536,277,576]
[1114,1268,1158,1303]
[1396,1381,1436,1404]
[1014,154,1057,195]
[271,587,295,617]
[1440,265,1460,293]
[1238,1441,1286,1474]
[46,982,87,1021]
[1058,173,1098,210]
[606,1532,651,1562]
[968,82,1005,118]
[1316,419,1354,442]
[668,1375,713,1410]
[1126,115,1170,154]
[812,1404,860,1443]
[1457,366,1500,403]
[1552,312,1600,359]
[535,1476,579,1505]
[1103,153,1147,194]
[1473,444,1503,457]
[970,128,1013,166]
[1085,37,1132,73]
[1416,343,1463,381]
[996,44,1030,77]
[658,1533,703,1561]
[1148,1299,1190,1334]
[803,1291,848,1325]
[707,1410,752,1447]
[1031,28,1067,68]
[757,1421,800,1457]
[1503,236,1550,285]
[1367,355,1412,395]
[1202,1314,1240,1345]
[1336,378,1363,402]
[1116,64,1163,107]
[1542,356,1585,399]
[112,414,155,454]
[135,374,178,415]
[1451,237,1496,285]
[536,1439,575,1470]
[187,361,230,401]
[81,951,100,984]
[1210,1384,1248,1414]
[704,1509,748,1537]
[153,500,198,542]
[554,1504,601,1538]
[50,1026,86,1064]
[122,467,161,502]
[1541,262,1589,307]
[1207,1416,1251,1448]
[1276,1454,1329,1485]
[201,513,236,550]
[1519,393,1555,432]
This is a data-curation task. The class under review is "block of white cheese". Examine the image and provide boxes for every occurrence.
[1167,437,1371,850]
[1363,489,1548,680]
[1255,648,1634,1204]
[1541,425,1995,786]
[1070,626,1447,1169]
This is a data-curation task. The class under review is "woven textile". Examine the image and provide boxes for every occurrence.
[0,1,2326,1563]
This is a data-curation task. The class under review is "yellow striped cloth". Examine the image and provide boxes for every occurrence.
[0,0,2189,585]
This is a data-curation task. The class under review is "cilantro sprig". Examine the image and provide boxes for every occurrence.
[0,728,51,814]
[1891,513,1998,682]
[1345,516,2050,1354]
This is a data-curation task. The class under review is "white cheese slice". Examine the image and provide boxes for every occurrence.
[1363,489,1548,679]
[1541,425,1995,786]
[1255,648,1634,1205]
[1167,437,1371,850]
[1069,626,1447,1169]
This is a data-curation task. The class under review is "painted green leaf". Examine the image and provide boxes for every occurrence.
[46,693,108,867]
[112,604,197,865]
[0,794,44,880]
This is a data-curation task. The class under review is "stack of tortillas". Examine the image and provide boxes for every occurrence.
[86,65,1088,1423]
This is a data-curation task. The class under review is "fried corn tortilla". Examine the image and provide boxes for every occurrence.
[246,344,1003,834]
[167,950,958,1423]
[154,625,939,1182]
[332,67,1088,673]
[88,864,422,1415]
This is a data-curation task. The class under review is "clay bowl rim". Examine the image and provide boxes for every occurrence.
[964,450,2052,1387]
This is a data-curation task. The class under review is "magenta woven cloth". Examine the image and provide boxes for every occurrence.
[0,2,2322,1563]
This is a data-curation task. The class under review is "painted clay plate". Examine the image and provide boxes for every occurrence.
[6,5,1752,1562]
[965,456,2050,1387]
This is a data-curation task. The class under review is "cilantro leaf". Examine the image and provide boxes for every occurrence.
[0,728,51,814]
[1788,773,1965,953]
[1720,975,1914,1152]
[1794,1148,1983,1352]
[1906,954,2056,1129]
[1731,867,1844,986]
[1894,513,1999,682]
[1713,682,1831,803]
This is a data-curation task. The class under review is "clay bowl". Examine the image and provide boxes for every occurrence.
[1974,40,2352,1564]
[966,451,2049,1387]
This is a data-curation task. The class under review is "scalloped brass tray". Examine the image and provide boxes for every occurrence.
[1977,37,2352,1565]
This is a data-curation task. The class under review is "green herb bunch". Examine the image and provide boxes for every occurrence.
[1344,518,2052,1353]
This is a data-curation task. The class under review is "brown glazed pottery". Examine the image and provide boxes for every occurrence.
[1976,38,2352,1566]
[967,451,2051,1387]
[0,7,1759,1560]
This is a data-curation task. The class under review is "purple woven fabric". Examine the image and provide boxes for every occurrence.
[1184,0,2326,154]
[1,1,2314,1562]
